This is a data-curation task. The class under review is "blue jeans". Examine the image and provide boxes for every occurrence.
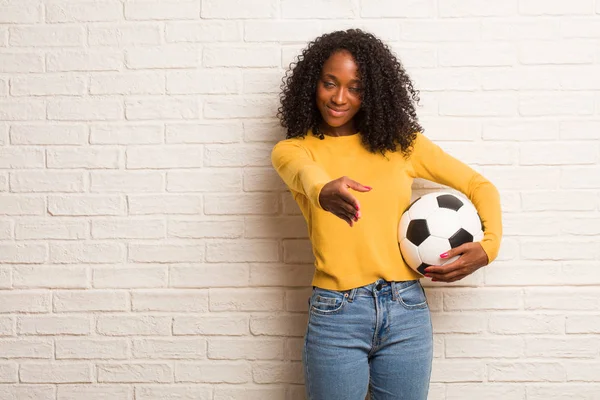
[303,279,433,400]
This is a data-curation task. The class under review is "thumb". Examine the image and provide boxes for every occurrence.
[440,243,468,260]
[345,178,372,193]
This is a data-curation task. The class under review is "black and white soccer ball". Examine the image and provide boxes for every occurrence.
[398,192,483,276]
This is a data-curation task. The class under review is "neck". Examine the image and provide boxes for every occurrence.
[319,122,357,137]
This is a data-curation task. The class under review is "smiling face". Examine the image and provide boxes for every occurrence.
[315,50,363,136]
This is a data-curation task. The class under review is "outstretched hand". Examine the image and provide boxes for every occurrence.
[318,176,372,227]
[423,242,489,282]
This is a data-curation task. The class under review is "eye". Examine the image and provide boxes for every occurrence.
[349,87,362,93]
[323,81,335,88]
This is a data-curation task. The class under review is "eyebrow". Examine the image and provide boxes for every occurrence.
[323,73,362,83]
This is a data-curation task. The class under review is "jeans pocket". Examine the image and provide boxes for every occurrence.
[310,287,348,315]
[397,281,428,310]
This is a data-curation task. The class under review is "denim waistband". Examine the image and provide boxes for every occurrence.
[313,279,419,303]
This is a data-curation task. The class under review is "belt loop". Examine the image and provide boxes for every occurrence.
[347,288,357,302]
[391,281,397,301]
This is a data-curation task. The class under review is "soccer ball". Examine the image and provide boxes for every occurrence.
[398,192,483,275]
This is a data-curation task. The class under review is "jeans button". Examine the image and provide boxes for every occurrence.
[376,283,382,291]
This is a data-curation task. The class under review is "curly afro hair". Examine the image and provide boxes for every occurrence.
[277,28,423,156]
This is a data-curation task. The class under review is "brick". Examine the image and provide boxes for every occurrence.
[168,219,243,239]
[446,337,524,358]
[91,123,163,144]
[47,49,122,72]
[244,21,323,42]
[203,46,278,67]
[11,124,88,145]
[438,0,517,17]
[57,385,131,400]
[98,363,172,383]
[0,243,46,263]
[90,72,164,95]
[173,315,248,336]
[132,290,208,312]
[0,2,41,23]
[49,242,125,263]
[0,52,44,73]
[170,264,249,288]
[283,240,314,263]
[93,266,167,288]
[561,18,600,38]
[401,20,480,42]
[446,384,525,400]
[527,384,600,400]
[0,99,45,120]
[127,146,203,168]
[243,168,287,192]
[48,98,123,121]
[484,167,559,189]
[9,26,84,47]
[46,1,123,22]
[13,265,88,288]
[0,148,43,168]
[214,386,285,400]
[89,24,161,46]
[0,385,54,400]
[566,362,600,382]
[97,316,172,336]
[519,0,594,15]
[49,195,125,216]
[204,144,272,167]
[56,339,129,359]
[166,20,241,42]
[439,93,517,116]
[128,194,203,214]
[11,74,86,96]
[430,313,486,333]
[440,142,516,165]
[166,122,241,144]
[526,338,599,358]
[54,290,128,312]
[0,317,14,336]
[129,243,204,263]
[92,219,165,239]
[204,96,279,118]
[483,19,558,40]
[250,315,307,337]
[0,339,52,358]
[208,338,283,360]
[561,167,600,188]
[0,267,11,287]
[126,45,199,69]
[204,194,278,215]
[206,240,278,262]
[136,385,212,400]
[519,41,595,64]
[489,362,565,382]
[252,361,302,384]
[483,120,558,141]
[285,288,312,312]
[125,1,200,20]
[48,147,120,169]
[430,361,484,382]
[361,0,434,17]
[167,70,240,94]
[201,0,277,18]
[243,120,285,142]
[126,97,199,120]
[210,288,283,312]
[167,170,241,192]
[523,191,596,211]
[444,289,521,311]
[242,70,281,94]
[412,68,480,91]
[489,314,564,334]
[91,171,163,193]
[133,338,206,359]
[175,361,250,383]
[566,315,600,333]
[0,362,17,383]
[561,120,600,140]
[18,315,90,335]
[503,214,560,236]
[522,240,598,260]
[439,43,515,67]
[10,171,84,193]
[249,264,313,287]
[481,67,559,91]
[520,93,594,116]
[285,338,304,361]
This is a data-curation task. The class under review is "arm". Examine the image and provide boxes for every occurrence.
[410,133,502,263]
[270,139,331,210]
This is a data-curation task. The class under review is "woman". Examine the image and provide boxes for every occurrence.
[271,29,502,400]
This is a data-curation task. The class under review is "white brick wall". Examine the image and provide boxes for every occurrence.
[0,0,598,399]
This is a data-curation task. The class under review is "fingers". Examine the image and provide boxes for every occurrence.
[344,177,372,193]
[439,243,468,260]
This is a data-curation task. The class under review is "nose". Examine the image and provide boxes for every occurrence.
[331,87,347,105]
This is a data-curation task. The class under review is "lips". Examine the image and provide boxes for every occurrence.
[326,105,349,117]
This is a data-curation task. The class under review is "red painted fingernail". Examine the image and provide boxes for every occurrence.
[365,186,372,190]
[425,274,432,278]
[440,252,449,258]
[432,279,438,282]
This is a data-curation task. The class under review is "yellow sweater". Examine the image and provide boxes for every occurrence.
[271,130,502,290]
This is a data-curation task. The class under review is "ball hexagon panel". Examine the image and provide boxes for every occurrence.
[426,208,461,239]
[406,219,430,246]
[400,238,422,270]
[408,194,438,220]
[418,235,451,266]
[457,202,483,236]
[448,228,473,249]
